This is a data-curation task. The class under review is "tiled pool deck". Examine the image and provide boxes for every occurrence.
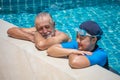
[0,19,120,80]
[0,0,120,75]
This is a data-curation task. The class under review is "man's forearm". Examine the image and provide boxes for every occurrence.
[34,32,46,50]
[7,27,35,42]
[34,32,44,43]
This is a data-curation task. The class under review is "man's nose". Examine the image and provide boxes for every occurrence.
[43,28,47,33]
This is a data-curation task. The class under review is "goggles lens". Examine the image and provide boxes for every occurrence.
[75,28,100,37]
[75,28,90,36]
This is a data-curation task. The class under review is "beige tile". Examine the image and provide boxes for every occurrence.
[0,38,34,80]
[25,51,74,80]
[0,19,120,80]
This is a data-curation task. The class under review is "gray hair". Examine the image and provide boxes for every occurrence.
[36,12,54,25]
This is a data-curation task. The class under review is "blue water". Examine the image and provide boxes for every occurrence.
[0,0,120,74]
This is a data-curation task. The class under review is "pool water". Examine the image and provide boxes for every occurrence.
[0,0,120,74]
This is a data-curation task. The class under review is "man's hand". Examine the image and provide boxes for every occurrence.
[70,50,92,55]
[34,31,45,44]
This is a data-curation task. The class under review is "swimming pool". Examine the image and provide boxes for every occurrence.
[0,0,120,74]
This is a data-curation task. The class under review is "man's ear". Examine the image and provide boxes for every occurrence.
[92,37,97,43]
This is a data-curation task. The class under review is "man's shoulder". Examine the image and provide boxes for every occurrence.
[54,30,70,42]
[55,30,64,34]
[55,30,68,37]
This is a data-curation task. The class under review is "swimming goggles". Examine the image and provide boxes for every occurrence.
[75,28,101,37]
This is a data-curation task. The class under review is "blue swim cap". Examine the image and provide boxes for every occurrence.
[79,21,103,40]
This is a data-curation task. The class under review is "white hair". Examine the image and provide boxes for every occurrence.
[36,12,54,25]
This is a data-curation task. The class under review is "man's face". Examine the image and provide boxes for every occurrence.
[76,34,94,51]
[35,17,55,38]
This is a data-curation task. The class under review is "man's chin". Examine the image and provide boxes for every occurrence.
[43,34,52,39]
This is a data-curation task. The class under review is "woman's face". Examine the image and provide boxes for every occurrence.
[76,34,93,51]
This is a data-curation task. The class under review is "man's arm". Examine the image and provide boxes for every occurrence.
[7,27,36,42]
[34,31,70,50]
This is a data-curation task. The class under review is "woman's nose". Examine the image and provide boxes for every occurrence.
[77,38,81,43]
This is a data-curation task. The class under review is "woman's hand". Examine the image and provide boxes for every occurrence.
[70,50,92,55]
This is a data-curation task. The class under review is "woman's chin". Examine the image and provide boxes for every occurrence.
[78,47,85,51]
